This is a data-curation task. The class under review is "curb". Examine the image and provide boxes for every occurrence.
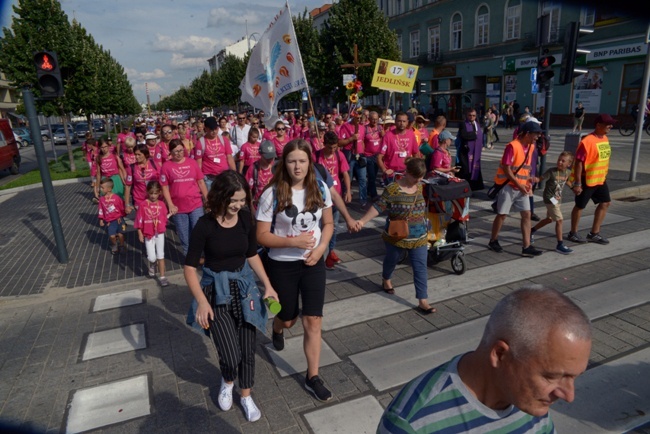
[0,176,92,196]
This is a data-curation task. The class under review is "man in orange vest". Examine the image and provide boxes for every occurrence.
[487,122,543,257]
[567,113,615,244]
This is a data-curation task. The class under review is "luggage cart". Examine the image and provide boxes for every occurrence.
[423,176,472,275]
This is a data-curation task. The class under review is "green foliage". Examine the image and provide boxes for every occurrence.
[319,0,399,101]
[0,0,140,117]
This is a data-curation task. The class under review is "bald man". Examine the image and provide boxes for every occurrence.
[378,286,592,433]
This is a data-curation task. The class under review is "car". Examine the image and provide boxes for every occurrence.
[53,127,79,145]
[13,127,32,147]
[92,119,106,132]
[75,122,90,138]
[0,119,21,174]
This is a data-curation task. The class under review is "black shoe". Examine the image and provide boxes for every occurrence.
[586,232,610,245]
[567,231,588,244]
[487,239,503,253]
[530,213,541,222]
[272,330,284,351]
[490,202,498,214]
[305,375,332,402]
[522,245,543,257]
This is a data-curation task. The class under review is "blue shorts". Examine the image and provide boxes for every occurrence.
[106,218,126,236]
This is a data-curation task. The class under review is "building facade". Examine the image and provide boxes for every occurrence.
[207,38,257,74]
[381,0,648,125]
[0,71,20,125]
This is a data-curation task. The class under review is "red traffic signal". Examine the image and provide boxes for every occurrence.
[33,51,64,99]
[537,54,556,87]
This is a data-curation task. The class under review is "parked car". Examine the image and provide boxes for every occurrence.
[13,127,32,147]
[40,125,51,141]
[0,119,21,174]
[75,122,90,139]
[92,119,106,132]
[53,127,79,145]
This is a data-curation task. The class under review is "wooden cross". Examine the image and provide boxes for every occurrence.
[341,44,372,76]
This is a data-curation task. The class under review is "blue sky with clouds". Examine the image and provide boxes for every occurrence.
[1,0,329,104]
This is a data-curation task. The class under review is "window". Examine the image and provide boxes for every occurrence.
[476,6,489,46]
[581,7,595,26]
[542,2,561,43]
[505,1,521,40]
[428,25,440,59]
[451,14,462,51]
[396,0,404,15]
[397,33,403,56]
[410,30,420,58]
[413,0,421,8]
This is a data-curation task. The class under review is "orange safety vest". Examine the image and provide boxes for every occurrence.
[494,139,532,188]
[573,133,610,186]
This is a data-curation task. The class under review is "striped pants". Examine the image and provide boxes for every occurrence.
[209,282,257,389]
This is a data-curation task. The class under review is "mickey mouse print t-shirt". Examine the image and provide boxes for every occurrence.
[256,181,332,262]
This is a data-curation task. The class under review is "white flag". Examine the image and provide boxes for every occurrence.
[239,2,308,124]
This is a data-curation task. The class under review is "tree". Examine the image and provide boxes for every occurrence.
[319,0,399,102]
[214,54,246,107]
[293,11,324,99]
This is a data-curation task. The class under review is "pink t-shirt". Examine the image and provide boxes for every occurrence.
[380,129,419,172]
[121,150,137,167]
[156,141,171,161]
[195,136,232,176]
[147,143,165,165]
[431,148,452,171]
[314,149,349,195]
[98,193,125,222]
[245,162,274,206]
[363,125,383,156]
[239,142,261,168]
[272,135,291,156]
[339,122,366,154]
[160,158,204,213]
[125,159,160,206]
[98,154,120,177]
[134,199,168,239]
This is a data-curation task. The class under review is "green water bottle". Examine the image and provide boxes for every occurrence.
[264,297,282,315]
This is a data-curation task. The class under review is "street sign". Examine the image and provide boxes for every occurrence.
[302,90,308,101]
[532,81,539,94]
[343,74,356,86]
[530,67,537,82]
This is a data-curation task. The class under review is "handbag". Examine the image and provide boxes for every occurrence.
[487,143,534,200]
[387,191,418,240]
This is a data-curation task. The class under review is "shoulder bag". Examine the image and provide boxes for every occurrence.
[387,190,418,240]
[487,144,534,200]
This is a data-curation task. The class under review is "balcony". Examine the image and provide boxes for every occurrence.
[417,50,444,66]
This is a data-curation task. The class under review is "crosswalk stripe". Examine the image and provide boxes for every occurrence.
[81,323,147,361]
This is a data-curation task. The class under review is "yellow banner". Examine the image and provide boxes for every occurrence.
[371,59,419,93]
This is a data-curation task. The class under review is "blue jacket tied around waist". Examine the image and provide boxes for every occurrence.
[186,261,268,334]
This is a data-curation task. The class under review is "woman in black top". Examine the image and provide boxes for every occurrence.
[184,170,277,423]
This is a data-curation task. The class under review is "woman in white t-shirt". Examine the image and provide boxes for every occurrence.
[256,139,335,402]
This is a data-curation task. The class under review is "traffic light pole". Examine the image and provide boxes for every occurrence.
[629,23,650,181]
[22,86,69,263]
[540,78,553,177]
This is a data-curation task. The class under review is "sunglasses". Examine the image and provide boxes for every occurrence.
[162,130,173,134]
[276,128,286,131]
[237,117,246,120]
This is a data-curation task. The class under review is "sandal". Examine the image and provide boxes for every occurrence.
[416,306,437,314]
[381,280,395,295]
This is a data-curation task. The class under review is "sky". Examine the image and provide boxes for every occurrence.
[1,0,330,104]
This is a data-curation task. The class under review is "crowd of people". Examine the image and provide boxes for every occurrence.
[88,106,614,424]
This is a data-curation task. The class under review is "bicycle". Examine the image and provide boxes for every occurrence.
[618,113,650,137]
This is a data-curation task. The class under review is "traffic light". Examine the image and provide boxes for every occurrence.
[536,50,556,87]
[559,22,592,85]
[33,51,64,99]
[414,79,421,97]
[419,81,427,95]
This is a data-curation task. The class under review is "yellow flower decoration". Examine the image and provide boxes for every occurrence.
[349,93,359,103]
[346,81,355,90]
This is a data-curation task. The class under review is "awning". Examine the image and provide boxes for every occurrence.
[426,89,484,96]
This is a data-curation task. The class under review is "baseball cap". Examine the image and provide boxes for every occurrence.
[438,130,456,141]
[204,116,219,130]
[595,113,616,125]
[406,112,415,123]
[259,140,276,159]
[317,121,327,130]
[145,132,157,140]
[520,121,543,134]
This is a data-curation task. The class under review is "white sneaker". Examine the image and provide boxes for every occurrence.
[241,395,261,422]
[148,262,156,277]
[218,379,233,411]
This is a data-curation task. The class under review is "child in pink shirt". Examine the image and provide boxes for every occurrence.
[238,128,261,175]
[98,177,127,255]
[134,181,170,287]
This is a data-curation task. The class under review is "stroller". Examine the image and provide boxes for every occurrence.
[422,175,472,275]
